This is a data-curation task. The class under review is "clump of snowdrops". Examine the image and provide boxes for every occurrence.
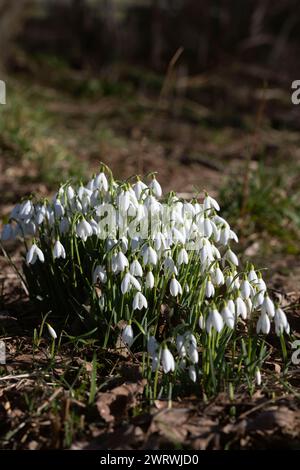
[1,164,290,398]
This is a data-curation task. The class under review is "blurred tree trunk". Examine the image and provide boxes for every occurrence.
[0,0,30,72]
[151,0,164,70]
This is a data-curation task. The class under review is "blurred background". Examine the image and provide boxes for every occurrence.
[1,0,300,290]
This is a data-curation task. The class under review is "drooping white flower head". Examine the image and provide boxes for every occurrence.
[169,277,183,297]
[122,324,134,347]
[225,248,239,266]
[256,312,271,334]
[132,291,148,310]
[121,272,141,294]
[130,259,143,277]
[206,308,224,333]
[240,278,252,299]
[53,199,65,219]
[274,308,290,335]
[1,224,14,241]
[112,251,129,273]
[26,243,45,265]
[255,369,262,386]
[92,265,107,284]
[149,176,162,198]
[145,270,155,289]
[177,247,189,266]
[76,218,93,241]
[204,194,220,213]
[161,346,175,373]
[235,296,247,320]
[94,172,109,192]
[189,365,197,383]
[261,295,275,318]
[53,240,66,259]
[213,265,224,286]
[176,335,186,358]
[47,323,57,340]
[147,335,158,356]
[221,305,235,329]
[205,278,215,298]
[133,179,148,200]
[185,333,199,364]
[143,246,158,266]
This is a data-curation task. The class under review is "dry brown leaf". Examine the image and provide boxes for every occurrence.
[96,380,146,424]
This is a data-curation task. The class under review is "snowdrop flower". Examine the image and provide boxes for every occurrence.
[274,308,290,335]
[199,315,205,330]
[53,240,66,259]
[164,256,178,276]
[122,324,134,347]
[221,304,235,329]
[256,274,266,292]
[118,189,130,213]
[59,217,70,235]
[229,230,238,243]
[19,199,33,219]
[255,369,262,386]
[121,272,141,294]
[26,243,45,265]
[169,277,183,297]
[200,240,213,264]
[133,291,148,310]
[53,199,65,218]
[235,296,247,320]
[1,224,14,241]
[213,265,224,286]
[248,265,258,283]
[113,251,129,273]
[133,179,148,199]
[206,308,224,333]
[145,195,161,214]
[227,298,235,315]
[147,336,158,356]
[189,365,197,383]
[145,270,155,289]
[226,273,234,291]
[256,312,271,334]
[205,278,215,298]
[203,217,213,238]
[261,295,275,318]
[143,246,158,266]
[185,333,198,364]
[245,298,253,318]
[76,218,93,241]
[253,290,265,308]
[66,185,75,201]
[204,194,220,212]
[35,205,46,225]
[240,278,252,299]
[149,176,162,198]
[94,172,108,192]
[219,224,230,245]
[177,247,188,266]
[47,323,57,340]
[161,346,175,373]
[176,335,186,357]
[130,259,143,277]
[224,248,239,266]
[90,218,100,236]
[23,220,36,237]
[92,265,107,284]
[151,353,160,372]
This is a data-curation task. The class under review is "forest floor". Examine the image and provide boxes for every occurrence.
[0,62,300,449]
